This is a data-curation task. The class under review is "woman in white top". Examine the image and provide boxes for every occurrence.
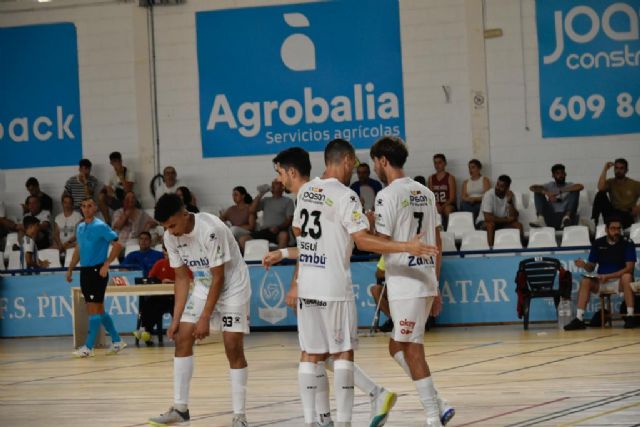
[53,194,83,250]
[460,159,491,221]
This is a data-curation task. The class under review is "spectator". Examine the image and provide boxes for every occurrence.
[460,159,491,221]
[99,151,135,223]
[564,217,637,330]
[428,153,456,227]
[239,179,294,250]
[123,231,163,277]
[175,186,199,213]
[593,159,640,228]
[22,216,50,269]
[529,164,584,230]
[414,175,427,186]
[0,201,17,247]
[64,158,100,211]
[155,166,181,201]
[53,194,83,251]
[476,175,522,247]
[20,195,52,249]
[350,162,383,211]
[219,186,254,241]
[22,177,53,214]
[111,191,156,245]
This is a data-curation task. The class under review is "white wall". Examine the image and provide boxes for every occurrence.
[1,0,638,220]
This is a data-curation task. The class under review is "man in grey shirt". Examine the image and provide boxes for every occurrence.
[529,164,584,230]
[239,179,294,251]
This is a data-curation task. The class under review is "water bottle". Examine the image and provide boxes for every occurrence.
[558,299,572,329]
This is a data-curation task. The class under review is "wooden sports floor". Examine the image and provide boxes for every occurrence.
[1,325,639,427]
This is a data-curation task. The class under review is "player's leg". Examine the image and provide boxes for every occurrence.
[310,353,333,426]
[565,277,598,330]
[298,300,323,426]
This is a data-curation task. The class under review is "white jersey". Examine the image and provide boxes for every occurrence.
[293,177,369,301]
[164,212,250,305]
[375,177,438,300]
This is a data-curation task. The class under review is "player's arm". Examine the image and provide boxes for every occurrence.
[262,246,299,268]
[600,261,635,282]
[66,244,80,282]
[352,230,437,257]
[193,264,224,339]
[99,240,122,277]
[431,227,443,316]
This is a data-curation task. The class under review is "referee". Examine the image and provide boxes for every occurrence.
[66,197,126,357]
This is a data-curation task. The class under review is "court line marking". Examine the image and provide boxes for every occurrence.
[456,397,570,426]
[557,401,640,427]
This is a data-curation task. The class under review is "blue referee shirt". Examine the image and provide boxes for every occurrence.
[76,218,118,267]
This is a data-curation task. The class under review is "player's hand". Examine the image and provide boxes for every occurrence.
[167,319,179,340]
[193,316,210,340]
[407,233,439,257]
[99,264,109,277]
[286,282,298,310]
[431,295,442,317]
[262,250,283,269]
[66,269,73,283]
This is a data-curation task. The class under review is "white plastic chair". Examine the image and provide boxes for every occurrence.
[460,230,490,252]
[511,190,524,210]
[447,212,475,239]
[124,244,140,257]
[38,248,62,268]
[577,191,591,223]
[493,229,523,250]
[439,231,457,253]
[629,223,640,243]
[243,239,270,262]
[595,224,606,240]
[527,227,557,248]
[7,251,22,270]
[4,232,19,253]
[561,225,591,247]
[0,251,4,270]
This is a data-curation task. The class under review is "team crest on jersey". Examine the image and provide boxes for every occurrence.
[352,210,362,221]
[401,199,409,208]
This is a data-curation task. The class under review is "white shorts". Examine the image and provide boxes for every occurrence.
[297,298,359,354]
[597,280,619,294]
[389,297,434,343]
[180,293,250,334]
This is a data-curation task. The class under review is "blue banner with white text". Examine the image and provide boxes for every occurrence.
[536,0,640,137]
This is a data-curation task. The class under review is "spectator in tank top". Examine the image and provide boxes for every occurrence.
[219,186,254,241]
[460,159,491,221]
[428,153,457,228]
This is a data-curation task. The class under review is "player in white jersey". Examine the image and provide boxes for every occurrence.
[370,136,454,427]
[291,139,438,427]
[148,194,251,427]
[264,147,399,427]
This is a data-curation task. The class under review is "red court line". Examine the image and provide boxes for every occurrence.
[457,397,571,426]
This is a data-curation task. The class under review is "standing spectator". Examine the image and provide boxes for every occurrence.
[99,151,135,223]
[460,159,491,221]
[53,194,83,251]
[428,154,457,228]
[22,177,53,214]
[20,195,52,249]
[111,191,156,245]
[123,231,163,277]
[239,179,294,250]
[476,175,522,247]
[176,186,199,213]
[350,162,383,211]
[529,164,584,229]
[64,159,100,211]
[219,186,254,241]
[155,166,181,201]
[22,216,50,269]
[593,159,640,228]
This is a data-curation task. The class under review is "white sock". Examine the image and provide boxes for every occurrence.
[627,306,634,316]
[333,360,354,422]
[299,362,317,423]
[354,363,379,396]
[576,308,585,321]
[174,356,193,411]
[229,367,248,415]
[315,363,332,424]
[392,350,412,377]
[415,376,439,418]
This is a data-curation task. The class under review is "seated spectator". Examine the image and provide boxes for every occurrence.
[529,164,584,230]
[64,158,100,211]
[99,151,135,223]
[0,201,17,247]
[176,186,199,213]
[22,177,53,215]
[22,216,50,269]
[460,159,491,221]
[593,159,640,228]
[123,231,163,277]
[19,195,52,249]
[220,186,253,240]
[154,166,180,201]
[414,175,427,186]
[564,217,637,330]
[239,180,294,250]
[53,194,83,251]
[350,162,383,211]
[476,175,522,247]
[428,153,457,227]
[111,191,156,245]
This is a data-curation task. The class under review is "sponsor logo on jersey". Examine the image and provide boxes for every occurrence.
[182,256,210,267]
[410,190,430,206]
[301,187,326,204]
[399,318,416,335]
[301,298,328,307]
[299,241,317,251]
[299,251,327,268]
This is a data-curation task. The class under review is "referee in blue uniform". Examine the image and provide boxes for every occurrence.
[66,197,127,357]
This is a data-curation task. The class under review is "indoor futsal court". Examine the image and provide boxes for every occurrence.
[1,326,639,426]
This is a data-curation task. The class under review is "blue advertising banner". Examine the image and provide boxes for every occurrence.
[195,0,405,158]
[0,23,83,169]
[536,0,640,137]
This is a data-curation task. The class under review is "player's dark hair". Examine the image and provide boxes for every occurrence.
[498,174,512,187]
[155,193,184,223]
[273,147,311,177]
[370,136,408,168]
[324,139,354,165]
